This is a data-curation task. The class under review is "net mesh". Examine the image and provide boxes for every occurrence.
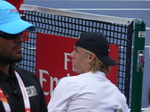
[19,5,134,107]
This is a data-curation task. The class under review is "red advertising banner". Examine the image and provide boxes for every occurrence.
[36,33,119,104]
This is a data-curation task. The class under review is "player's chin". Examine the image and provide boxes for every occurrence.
[73,67,79,74]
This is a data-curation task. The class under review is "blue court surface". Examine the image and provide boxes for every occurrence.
[25,0,150,109]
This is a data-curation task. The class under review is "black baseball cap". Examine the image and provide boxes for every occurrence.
[75,32,116,66]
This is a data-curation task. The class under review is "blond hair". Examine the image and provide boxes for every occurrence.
[84,49,111,74]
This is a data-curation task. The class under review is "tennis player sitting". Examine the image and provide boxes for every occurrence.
[48,32,129,112]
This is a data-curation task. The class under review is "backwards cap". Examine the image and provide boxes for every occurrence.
[76,32,116,66]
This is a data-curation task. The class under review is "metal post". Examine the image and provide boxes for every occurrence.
[131,20,146,112]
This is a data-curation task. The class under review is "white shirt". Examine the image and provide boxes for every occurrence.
[48,71,129,112]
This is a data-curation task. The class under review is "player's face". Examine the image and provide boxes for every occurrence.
[0,32,24,64]
[70,46,90,74]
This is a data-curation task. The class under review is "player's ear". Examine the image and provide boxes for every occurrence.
[88,53,95,63]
